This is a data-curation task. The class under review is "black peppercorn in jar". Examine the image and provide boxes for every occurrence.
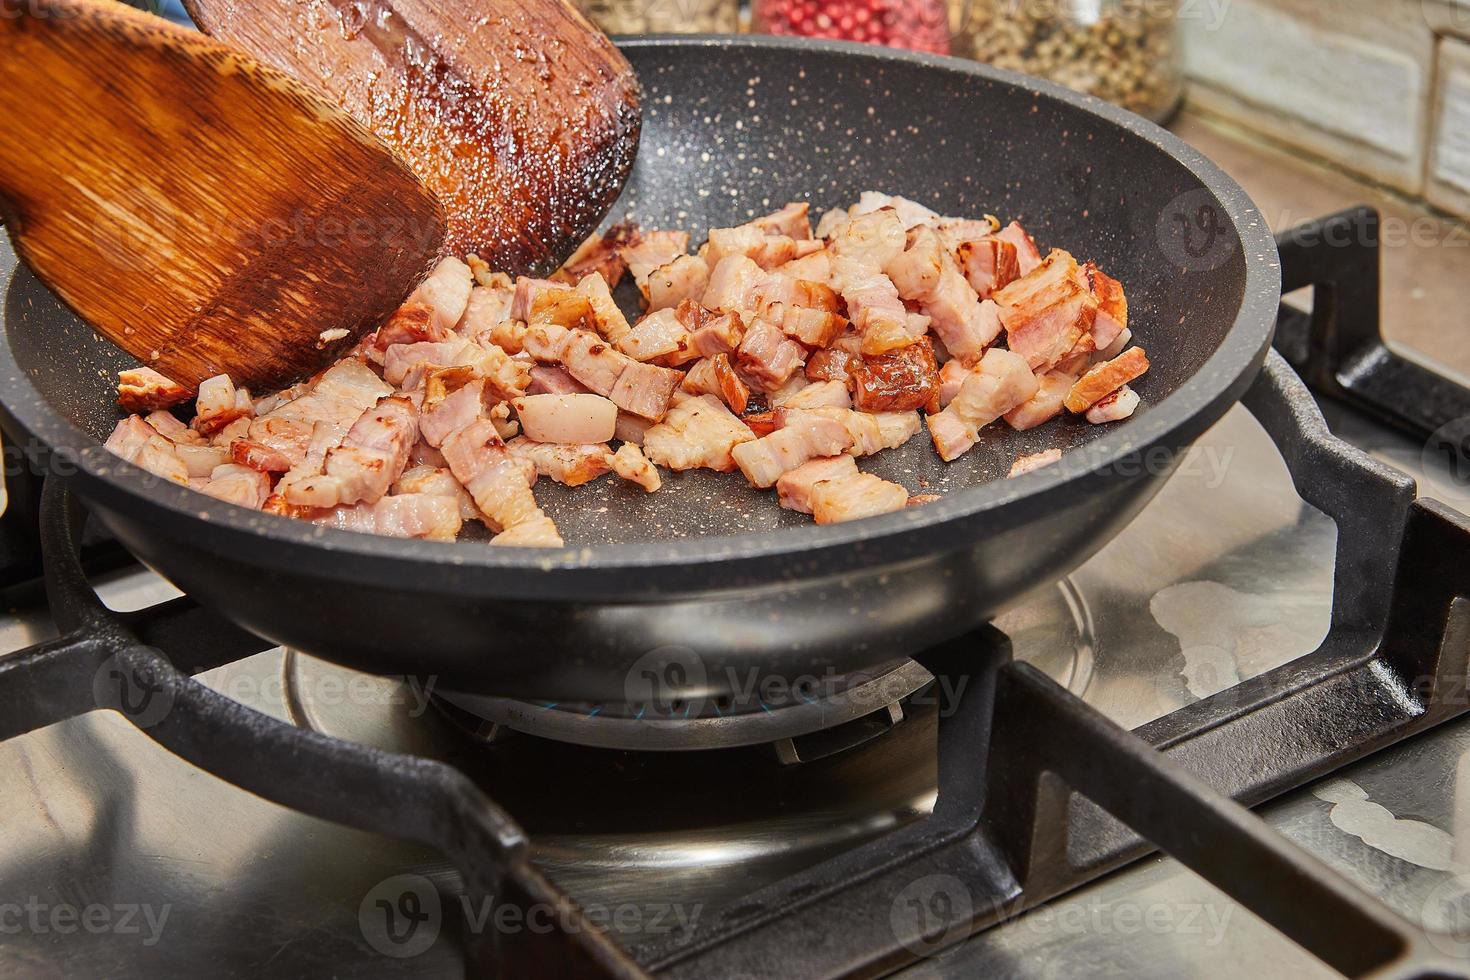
[949,0,1184,123]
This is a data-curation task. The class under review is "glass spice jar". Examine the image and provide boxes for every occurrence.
[752,0,952,56]
[576,0,740,34]
[949,0,1184,123]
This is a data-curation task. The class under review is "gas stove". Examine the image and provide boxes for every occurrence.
[4,203,1470,979]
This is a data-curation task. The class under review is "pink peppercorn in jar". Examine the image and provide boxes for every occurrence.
[752,0,951,56]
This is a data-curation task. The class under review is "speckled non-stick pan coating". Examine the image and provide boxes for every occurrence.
[0,37,1279,699]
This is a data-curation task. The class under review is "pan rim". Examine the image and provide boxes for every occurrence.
[0,34,1280,597]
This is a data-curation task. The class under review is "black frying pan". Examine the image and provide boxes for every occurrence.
[0,37,1279,702]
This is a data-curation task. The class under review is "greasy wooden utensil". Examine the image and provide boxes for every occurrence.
[0,0,445,393]
[184,0,642,276]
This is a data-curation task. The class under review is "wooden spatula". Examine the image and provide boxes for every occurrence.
[0,0,446,393]
[183,0,642,276]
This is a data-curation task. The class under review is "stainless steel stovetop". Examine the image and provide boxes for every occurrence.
[4,377,1469,978]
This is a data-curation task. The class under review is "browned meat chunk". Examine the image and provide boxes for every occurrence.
[850,338,938,413]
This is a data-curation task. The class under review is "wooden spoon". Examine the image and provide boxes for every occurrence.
[185,0,642,276]
[0,0,446,393]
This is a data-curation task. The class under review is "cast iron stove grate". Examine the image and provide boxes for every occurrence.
[2,208,1470,978]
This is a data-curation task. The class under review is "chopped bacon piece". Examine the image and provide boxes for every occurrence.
[1009,448,1063,477]
[754,276,841,315]
[614,411,653,446]
[371,303,447,356]
[382,339,467,388]
[1004,371,1076,431]
[750,202,813,240]
[736,320,807,391]
[618,308,696,365]
[511,393,618,444]
[851,191,941,230]
[553,330,628,396]
[1086,385,1141,424]
[955,237,1020,299]
[191,374,254,436]
[1083,261,1129,351]
[995,250,1100,372]
[457,283,516,342]
[776,455,859,514]
[937,359,973,408]
[732,412,853,488]
[805,348,857,383]
[420,372,495,448]
[175,443,231,478]
[144,409,199,444]
[230,439,293,473]
[441,419,544,533]
[488,318,530,355]
[781,380,852,411]
[642,394,755,472]
[491,513,563,548]
[907,493,942,507]
[783,407,921,457]
[995,221,1043,276]
[683,354,752,415]
[240,418,310,470]
[507,437,613,487]
[394,465,480,522]
[314,493,465,542]
[763,303,848,348]
[706,225,807,270]
[850,338,938,412]
[510,277,562,322]
[885,226,998,364]
[104,416,190,484]
[934,216,1000,251]
[927,348,1040,462]
[408,256,473,332]
[682,305,746,358]
[366,494,464,541]
[808,472,910,524]
[553,222,638,287]
[1065,348,1149,413]
[647,255,710,313]
[610,361,683,421]
[610,443,662,492]
[742,411,778,437]
[197,463,271,509]
[620,230,690,300]
[117,367,190,413]
[528,365,591,396]
[576,272,633,346]
[778,247,832,283]
[1095,326,1133,364]
[703,254,766,312]
[315,395,420,507]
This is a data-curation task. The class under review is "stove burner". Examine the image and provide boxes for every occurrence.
[433,659,933,761]
[277,577,1098,763]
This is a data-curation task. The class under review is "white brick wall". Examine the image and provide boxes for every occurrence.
[1429,37,1470,216]
[1183,0,1435,194]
